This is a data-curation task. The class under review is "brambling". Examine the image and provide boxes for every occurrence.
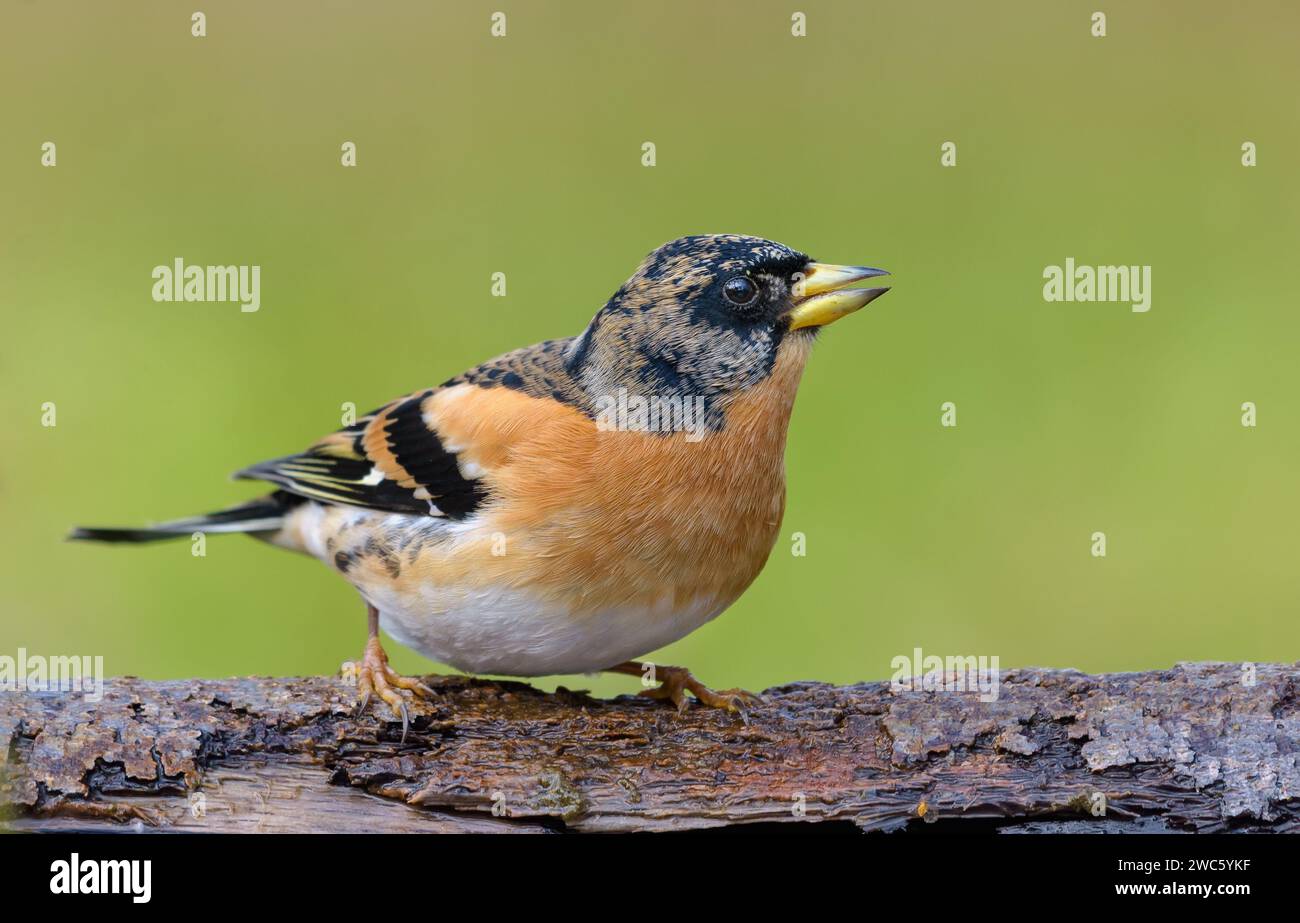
[72,235,889,731]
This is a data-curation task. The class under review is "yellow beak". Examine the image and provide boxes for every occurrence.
[785,262,890,330]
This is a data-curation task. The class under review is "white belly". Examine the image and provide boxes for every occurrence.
[362,581,726,676]
[278,503,735,676]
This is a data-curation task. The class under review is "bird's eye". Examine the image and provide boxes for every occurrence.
[723,276,759,307]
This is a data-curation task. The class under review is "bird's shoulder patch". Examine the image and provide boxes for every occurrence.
[446,337,590,411]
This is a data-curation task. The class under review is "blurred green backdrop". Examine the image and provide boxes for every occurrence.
[3,1,1298,696]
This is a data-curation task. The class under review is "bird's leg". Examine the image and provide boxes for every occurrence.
[606,660,762,721]
[341,603,435,741]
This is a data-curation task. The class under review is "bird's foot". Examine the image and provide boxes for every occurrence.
[626,663,763,723]
[341,637,435,741]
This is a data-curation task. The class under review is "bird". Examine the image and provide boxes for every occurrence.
[71,234,889,733]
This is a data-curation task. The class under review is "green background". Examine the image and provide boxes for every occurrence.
[3,1,1297,697]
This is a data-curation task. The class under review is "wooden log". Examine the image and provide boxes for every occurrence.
[2,662,1297,833]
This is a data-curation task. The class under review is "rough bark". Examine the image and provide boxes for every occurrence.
[2,662,1297,833]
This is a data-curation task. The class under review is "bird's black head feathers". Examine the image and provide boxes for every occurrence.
[565,235,813,417]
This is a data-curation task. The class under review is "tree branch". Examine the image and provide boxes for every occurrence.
[2,662,1296,833]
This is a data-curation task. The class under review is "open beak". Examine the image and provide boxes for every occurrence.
[785,262,890,330]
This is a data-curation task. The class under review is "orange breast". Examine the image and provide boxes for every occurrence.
[393,334,815,617]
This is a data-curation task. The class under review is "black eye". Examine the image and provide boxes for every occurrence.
[723,276,759,307]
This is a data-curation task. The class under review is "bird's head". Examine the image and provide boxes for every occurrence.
[567,234,888,427]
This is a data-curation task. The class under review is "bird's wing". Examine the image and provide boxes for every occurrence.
[235,388,489,518]
[235,338,586,520]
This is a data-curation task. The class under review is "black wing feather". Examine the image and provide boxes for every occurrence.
[234,393,487,519]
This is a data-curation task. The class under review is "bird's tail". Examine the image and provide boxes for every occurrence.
[68,493,296,544]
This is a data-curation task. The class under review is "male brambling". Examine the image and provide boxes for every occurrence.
[72,235,889,732]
